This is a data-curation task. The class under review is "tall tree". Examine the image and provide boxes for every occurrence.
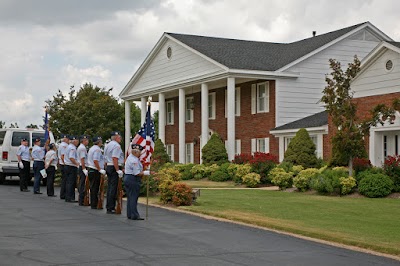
[46,83,141,142]
[0,121,5,128]
[26,124,39,129]
[321,56,400,175]
[10,122,19,128]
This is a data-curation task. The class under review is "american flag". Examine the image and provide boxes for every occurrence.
[130,104,155,167]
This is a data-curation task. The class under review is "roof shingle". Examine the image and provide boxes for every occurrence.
[272,111,328,131]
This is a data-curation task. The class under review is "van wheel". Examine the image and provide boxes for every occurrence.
[0,173,5,184]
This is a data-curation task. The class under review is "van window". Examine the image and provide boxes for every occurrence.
[0,131,5,145]
[12,132,30,147]
[32,133,46,147]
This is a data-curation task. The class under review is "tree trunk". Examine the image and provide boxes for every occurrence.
[348,156,353,177]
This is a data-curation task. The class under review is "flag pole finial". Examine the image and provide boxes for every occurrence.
[147,96,152,106]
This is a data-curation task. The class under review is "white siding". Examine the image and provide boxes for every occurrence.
[352,49,400,98]
[276,36,380,127]
[130,39,224,94]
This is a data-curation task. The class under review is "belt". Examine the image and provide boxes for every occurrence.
[34,160,44,162]
[107,163,122,166]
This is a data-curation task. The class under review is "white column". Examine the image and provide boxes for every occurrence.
[227,77,236,161]
[201,83,209,163]
[279,136,285,162]
[124,100,131,156]
[179,88,186,163]
[141,97,147,126]
[158,93,166,144]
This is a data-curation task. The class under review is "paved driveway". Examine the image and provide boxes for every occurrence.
[0,184,398,266]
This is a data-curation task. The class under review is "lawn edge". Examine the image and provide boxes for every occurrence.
[138,199,400,262]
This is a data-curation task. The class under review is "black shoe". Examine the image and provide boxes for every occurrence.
[22,189,30,192]
[107,210,116,214]
[60,197,65,200]
[66,200,78,203]
[132,217,145,220]
[34,192,42,194]
[79,203,84,206]
[48,195,57,197]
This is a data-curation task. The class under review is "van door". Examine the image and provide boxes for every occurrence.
[10,131,30,163]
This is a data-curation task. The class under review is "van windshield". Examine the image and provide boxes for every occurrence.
[32,133,46,147]
[0,131,5,145]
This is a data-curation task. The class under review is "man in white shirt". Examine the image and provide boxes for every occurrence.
[87,136,106,209]
[16,138,30,192]
[77,135,89,206]
[64,135,79,202]
[45,143,58,197]
[104,131,124,214]
[58,134,69,200]
[32,137,45,194]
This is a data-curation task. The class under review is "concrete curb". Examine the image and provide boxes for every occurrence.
[138,198,400,262]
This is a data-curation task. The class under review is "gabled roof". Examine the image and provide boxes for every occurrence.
[271,111,328,132]
[388,41,400,49]
[167,22,383,72]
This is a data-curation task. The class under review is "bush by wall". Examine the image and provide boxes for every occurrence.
[339,176,357,195]
[294,168,319,192]
[233,153,253,164]
[283,128,319,168]
[383,155,400,192]
[353,158,371,174]
[202,133,228,165]
[310,168,345,194]
[358,173,394,198]
[249,152,278,184]
[209,170,230,182]
[234,164,252,183]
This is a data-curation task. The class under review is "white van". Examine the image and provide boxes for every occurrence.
[0,128,55,184]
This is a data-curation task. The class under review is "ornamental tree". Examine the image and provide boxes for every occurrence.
[320,56,400,176]
[283,128,319,168]
[202,133,228,165]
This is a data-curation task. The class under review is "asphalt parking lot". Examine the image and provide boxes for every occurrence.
[0,182,399,266]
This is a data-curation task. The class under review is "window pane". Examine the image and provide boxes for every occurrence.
[12,132,30,147]
[208,95,213,118]
[257,139,265,153]
[0,131,5,145]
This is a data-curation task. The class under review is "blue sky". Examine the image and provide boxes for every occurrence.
[0,0,399,128]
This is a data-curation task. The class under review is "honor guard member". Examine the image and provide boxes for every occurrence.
[87,136,106,209]
[32,137,45,194]
[58,134,70,199]
[77,135,89,206]
[124,144,147,220]
[104,131,124,214]
[44,143,58,197]
[64,135,79,202]
[16,138,30,192]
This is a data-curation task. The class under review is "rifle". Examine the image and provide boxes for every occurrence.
[115,177,123,214]
[83,175,90,206]
[97,174,105,209]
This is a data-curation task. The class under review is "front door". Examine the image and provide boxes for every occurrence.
[383,132,400,159]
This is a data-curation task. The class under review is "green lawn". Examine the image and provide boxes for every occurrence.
[179,189,400,256]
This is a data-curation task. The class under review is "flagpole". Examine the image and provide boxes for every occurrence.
[146,96,152,220]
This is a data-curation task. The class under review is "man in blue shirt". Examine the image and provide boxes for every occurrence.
[104,131,124,214]
[31,137,45,194]
[16,138,30,192]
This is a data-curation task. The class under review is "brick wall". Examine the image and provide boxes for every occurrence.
[164,80,278,163]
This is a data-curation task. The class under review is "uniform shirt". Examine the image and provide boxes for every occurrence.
[58,141,69,165]
[45,150,58,167]
[124,154,142,176]
[77,143,88,167]
[104,140,124,165]
[64,143,78,168]
[31,145,45,161]
[16,145,30,161]
[87,145,104,170]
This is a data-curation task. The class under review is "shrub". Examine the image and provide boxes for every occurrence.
[294,168,319,192]
[356,167,384,184]
[158,167,181,182]
[234,164,252,183]
[174,163,195,180]
[233,153,253,164]
[310,169,345,194]
[283,128,319,168]
[219,162,233,180]
[159,177,176,203]
[353,158,371,174]
[270,168,293,190]
[292,165,304,176]
[277,161,293,173]
[151,139,171,171]
[227,164,239,181]
[358,173,393,198]
[249,152,278,184]
[383,155,400,192]
[242,173,261,188]
[202,133,228,165]
[190,164,209,180]
[171,183,193,206]
[209,170,230,182]
[339,176,357,195]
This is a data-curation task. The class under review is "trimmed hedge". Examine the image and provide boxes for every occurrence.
[358,173,393,198]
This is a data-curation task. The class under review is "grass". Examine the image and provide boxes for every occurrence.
[177,189,400,256]
[182,179,239,188]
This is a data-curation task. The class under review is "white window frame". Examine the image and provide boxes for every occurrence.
[185,143,194,163]
[208,92,216,120]
[225,87,241,117]
[166,144,174,162]
[225,139,241,155]
[251,138,270,154]
[166,100,174,125]
[283,135,320,157]
[185,97,194,123]
[251,82,269,114]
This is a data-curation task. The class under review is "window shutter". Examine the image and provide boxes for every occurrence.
[251,138,256,154]
[251,84,256,114]
[171,144,174,162]
[265,82,270,112]
[236,139,241,155]
[265,137,270,153]
[190,143,194,163]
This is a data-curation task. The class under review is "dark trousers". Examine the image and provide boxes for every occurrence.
[65,165,77,201]
[124,174,141,219]
[106,166,118,211]
[89,169,101,209]
[33,161,44,193]
[78,166,87,205]
[59,165,67,199]
[46,166,56,196]
[19,160,30,191]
